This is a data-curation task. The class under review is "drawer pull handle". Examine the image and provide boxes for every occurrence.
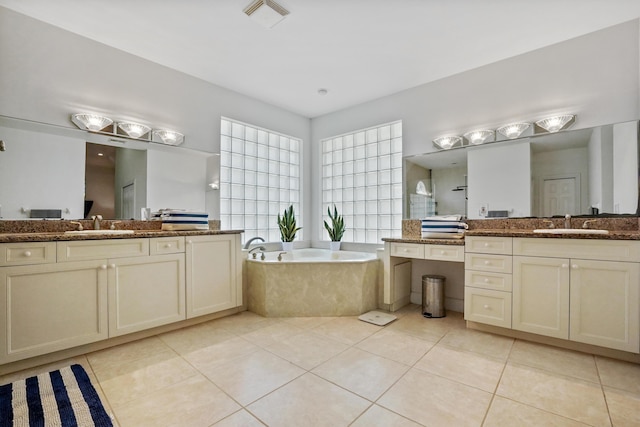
[561,264,568,268]
[23,251,32,257]
[100,265,107,270]
[483,305,491,310]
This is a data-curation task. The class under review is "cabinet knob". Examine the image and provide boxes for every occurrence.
[187,240,193,244]
[100,265,107,270]
[484,278,490,283]
[23,251,31,257]
[572,264,579,269]
[483,304,491,310]
[484,243,489,247]
[403,248,408,252]
[440,250,445,255]
[484,260,490,265]
[164,243,172,248]
[109,264,116,269]
[561,264,568,268]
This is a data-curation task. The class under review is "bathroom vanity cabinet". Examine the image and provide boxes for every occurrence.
[465,236,640,353]
[0,233,242,364]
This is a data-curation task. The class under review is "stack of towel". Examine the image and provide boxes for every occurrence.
[155,209,209,231]
[421,215,468,239]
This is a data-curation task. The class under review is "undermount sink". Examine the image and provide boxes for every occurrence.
[64,230,135,235]
[533,228,609,235]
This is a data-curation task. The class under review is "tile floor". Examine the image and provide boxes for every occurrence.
[2,305,640,426]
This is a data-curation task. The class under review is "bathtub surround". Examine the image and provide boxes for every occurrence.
[246,249,379,317]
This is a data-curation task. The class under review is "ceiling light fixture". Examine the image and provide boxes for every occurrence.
[535,115,575,133]
[118,122,151,139]
[463,129,494,145]
[153,129,185,146]
[244,0,289,29]
[497,123,530,139]
[433,136,462,150]
[317,88,328,96]
[71,113,113,131]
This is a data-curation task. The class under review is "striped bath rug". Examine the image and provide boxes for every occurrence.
[0,364,113,426]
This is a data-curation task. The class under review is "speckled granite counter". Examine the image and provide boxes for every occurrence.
[382,237,465,245]
[0,219,242,243]
[465,229,640,240]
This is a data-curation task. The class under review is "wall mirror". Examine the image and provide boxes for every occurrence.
[0,115,216,220]
[404,120,640,219]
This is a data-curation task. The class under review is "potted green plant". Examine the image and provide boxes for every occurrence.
[324,204,345,251]
[277,205,301,251]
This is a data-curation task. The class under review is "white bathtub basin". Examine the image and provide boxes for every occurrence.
[64,230,135,235]
[533,228,609,235]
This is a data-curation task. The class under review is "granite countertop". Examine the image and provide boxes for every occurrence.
[465,229,640,240]
[382,237,465,245]
[0,229,243,244]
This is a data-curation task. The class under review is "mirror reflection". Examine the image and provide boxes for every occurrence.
[404,120,639,219]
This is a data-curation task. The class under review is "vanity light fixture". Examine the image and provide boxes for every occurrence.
[71,113,113,131]
[118,121,151,139]
[153,129,185,146]
[463,129,494,145]
[433,135,462,150]
[535,114,575,133]
[497,123,530,139]
[243,0,289,29]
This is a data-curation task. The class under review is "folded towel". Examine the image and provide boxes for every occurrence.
[421,219,467,238]
[422,215,462,221]
[158,209,209,230]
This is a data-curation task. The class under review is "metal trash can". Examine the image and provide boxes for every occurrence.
[422,274,445,318]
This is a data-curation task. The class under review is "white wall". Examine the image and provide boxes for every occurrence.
[311,20,639,235]
[467,142,531,219]
[0,126,85,219]
[613,121,639,213]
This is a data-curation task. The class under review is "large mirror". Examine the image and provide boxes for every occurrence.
[0,115,218,220]
[404,120,640,219]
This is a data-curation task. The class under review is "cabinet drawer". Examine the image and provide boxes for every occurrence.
[465,253,512,274]
[464,287,512,328]
[58,239,149,262]
[513,238,640,262]
[0,242,56,266]
[390,243,424,259]
[465,270,512,292]
[150,236,185,255]
[424,245,464,262]
[465,236,513,255]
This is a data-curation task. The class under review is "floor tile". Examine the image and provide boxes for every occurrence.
[87,337,172,375]
[497,363,610,426]
[184,336,260,373]
[247,373,370,427]
[385,311,463,341]
[414,344,505,392]
[311,316,381,345]
[212,410,265,427]
[240,322,305,347]
[350,404,422,427]
[356,329,436,366]
[509,340,598,383]
[265,331,349,370]
[603,386,640,427]
[114,374,240,427]
[95,351,198,407]
[158,322,236,355]
[211,311,280,335]
[312,347,409,401]
[596,356,640,394]
[378,368,492,427]
[484,396,590,426]
[201,349,305,405]
[439,328,514,361]
[281,316,337,329]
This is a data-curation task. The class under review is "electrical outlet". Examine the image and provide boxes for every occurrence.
[479,204,488,217]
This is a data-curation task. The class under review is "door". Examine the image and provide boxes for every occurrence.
[570,259,640,352]
[542,177,577,216]
[513,256,570,339]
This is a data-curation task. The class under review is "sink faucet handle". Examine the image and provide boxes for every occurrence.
[277,252,287,261]
[541,219,555,229]
[564,214,571,229]
[110,221,122,230]
[69,221,84,231]
[582,219,598,229]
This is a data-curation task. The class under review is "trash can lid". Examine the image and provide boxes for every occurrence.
[422,274,446,280]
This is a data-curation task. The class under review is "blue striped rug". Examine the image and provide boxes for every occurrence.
[0,364,113,426]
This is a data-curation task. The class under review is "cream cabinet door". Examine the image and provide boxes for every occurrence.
[185,235,241,318]
[513,256,570,339]
[108,253,185,337]
[569,259,640,353]
[0,261,108,363]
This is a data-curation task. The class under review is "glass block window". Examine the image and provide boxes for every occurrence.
[321,121,403,243]
[220,118,302,243]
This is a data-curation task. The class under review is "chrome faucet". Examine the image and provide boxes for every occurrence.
[564,214,571,229]
[69,221,84,231]
[91,214,103,230]
[582,219,598,229]
[243,236,265,250]
[277,252,287,261]
[541,219,555,229]
[248,246,266,259]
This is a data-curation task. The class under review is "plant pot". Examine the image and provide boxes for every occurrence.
[329,241,341,251]
[282,241,294,251]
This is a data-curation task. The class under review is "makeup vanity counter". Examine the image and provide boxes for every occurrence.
[0,223,244,372]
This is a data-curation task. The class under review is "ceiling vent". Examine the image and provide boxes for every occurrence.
[244,0,289,29]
